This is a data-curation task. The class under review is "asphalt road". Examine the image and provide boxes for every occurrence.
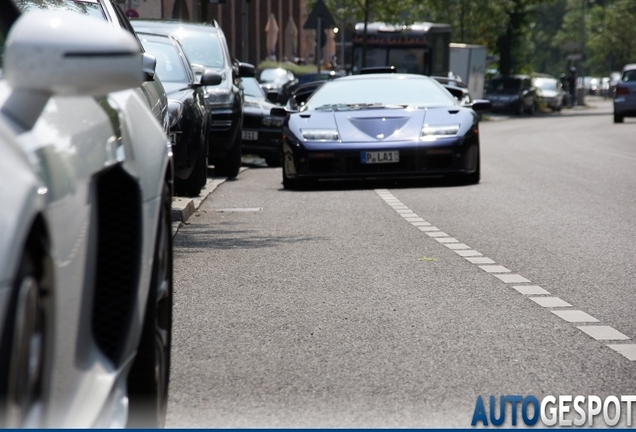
[167,97,636,427]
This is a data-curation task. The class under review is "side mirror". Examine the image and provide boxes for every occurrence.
[270,106,288,117]
[143,52,156,81]
[238,62,256,78]
[471,100,492,113]
[266,90,280,104]
[198,69,223,86]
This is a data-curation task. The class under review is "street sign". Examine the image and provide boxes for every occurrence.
[303,0,335,29]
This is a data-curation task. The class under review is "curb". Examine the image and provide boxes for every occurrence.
[171,167,248,236]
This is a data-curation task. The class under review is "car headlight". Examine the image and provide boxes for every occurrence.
[263,116,284,127]
[244,100,260,108]
[301,128,339,141]
[207,88,234,106]
[420,124,460,141]
[168,101,183,129]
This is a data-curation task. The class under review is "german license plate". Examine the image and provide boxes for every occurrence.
[169,132,178,144]
[242,130,258,140]
[361,151,399,164]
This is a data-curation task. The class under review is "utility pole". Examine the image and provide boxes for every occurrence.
[579,0,586,106]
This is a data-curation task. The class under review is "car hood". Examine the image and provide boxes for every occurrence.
[162,82,191,102]
[539,89,559,98]
[243,95,276,114]
[289,107,471,143]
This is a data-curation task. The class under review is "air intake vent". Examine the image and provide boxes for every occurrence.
[92,166,142,366]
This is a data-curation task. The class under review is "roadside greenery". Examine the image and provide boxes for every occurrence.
[314,0,636,77]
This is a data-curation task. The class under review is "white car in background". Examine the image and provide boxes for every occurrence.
[0,5,173,428]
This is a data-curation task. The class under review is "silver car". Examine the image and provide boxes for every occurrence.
[0,7,173,428]
[613,64,636,123]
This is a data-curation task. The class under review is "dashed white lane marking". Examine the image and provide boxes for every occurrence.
[529,297,571,308]
[455,250,483,257]
[445,243,471,250]
[494,274,531,283]
[551,310,599,323]
[418,226,440,232]
[466,257,495,264]
[375,188,636,362]
[427,231,449,237]
[513,285,551,295]
[577,326,630,341]
[607,345,636,360]
[478,265,511,273]
[436,237,459,243]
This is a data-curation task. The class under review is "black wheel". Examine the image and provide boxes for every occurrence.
[127,182,172,428]
[214,132,242,178]
[528,102,535,115]
[463,149,480,185]
[282,163,307,190]
[517,101,524,115]
[175,151,206,197]
[0,251,47,428]
[614,113,624,123]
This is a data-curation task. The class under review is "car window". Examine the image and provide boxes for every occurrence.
[535,79,557,91]
[172,30,224,69]
[487,78,521,94]
[622,70,636,82]
[241,77,265,98]
[15,0,105,19]
[304,76,455,111]
[141,39,188,83]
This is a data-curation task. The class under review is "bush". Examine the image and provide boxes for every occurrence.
[256,60,318,77]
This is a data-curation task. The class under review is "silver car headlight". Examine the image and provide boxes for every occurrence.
[420,124,460,142]
[206,88,234,106]
[168,100,183,129]
[301,128,339,141]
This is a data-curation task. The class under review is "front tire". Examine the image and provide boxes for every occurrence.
[0,251,47,428]
[214,132,242,178]
[127,182,173,428]
[614,113,624,123]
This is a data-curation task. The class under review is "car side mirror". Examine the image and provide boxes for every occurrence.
[266,90,280,104]
[142,52,156,81]
[237,62,255,78]
[198,69,223,86]
[471,100,492,113]
[270,106,288,117]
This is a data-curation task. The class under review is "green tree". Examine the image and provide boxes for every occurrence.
[587,0,636,74]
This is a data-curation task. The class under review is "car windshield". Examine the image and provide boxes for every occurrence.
[622,70,636,82]
[534,78,557,91]
[141,39,188,83]
[171,29,224,69]
[241,77,265,98]
[486,78,521,95]
[260,68,291,84]
[303,76,456,111]
[15,0,105,19]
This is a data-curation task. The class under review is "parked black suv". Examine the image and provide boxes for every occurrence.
[132,20,254,178]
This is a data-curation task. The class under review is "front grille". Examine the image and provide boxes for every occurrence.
[306,152,453,174]
[91,166,142,366]
[242,114,262,129]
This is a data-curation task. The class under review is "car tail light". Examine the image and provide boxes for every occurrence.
[616,86,630,96]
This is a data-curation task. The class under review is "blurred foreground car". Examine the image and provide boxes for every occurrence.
[279,73,490,189]
[241,77,283,167]
[484,75,536,115]
[132,20,255,178]
[613,64,636,123]
[0,8,172,428]
[138,32,222,196]
[533,76,565,111]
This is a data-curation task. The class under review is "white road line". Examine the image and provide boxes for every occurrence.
[494,274,531,283]
[607,345,636,361]
[466,257,495,264]
[529,297,571,308]
[455,250,483,257]
[436,237,459,243]
[513,285,551,295]
[374,189,634,360]
[445,243,471,250]
[577,326,630,341]
[427,231,449,237]
[478,265,511,273]
[551,310,599,323]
